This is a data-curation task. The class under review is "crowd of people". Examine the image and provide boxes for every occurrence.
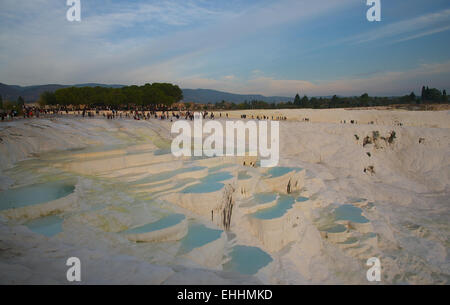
[240,114,288,121]
[0,109,19,121]
[0,105,292,123]
[0,106,67,121]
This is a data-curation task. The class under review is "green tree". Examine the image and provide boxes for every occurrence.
[300,95,309,108]
[0,95,3,109]
[122,85,142,106]
[49,83,182,108]
[294,93,301,106]
[17,96,25,107]
[428,88,442,102]
[39,91,57,106]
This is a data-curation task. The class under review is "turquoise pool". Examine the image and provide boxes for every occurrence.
[123,214,185,234]
[153,148,172,156]
[0,182,75,211]
[251,195,296,219]
[132,166,206,185]
[240,193,278,208]
[255,193,278,204]
[26,215,63,237]
[296,196,308,202]
[335,204,369,223]
[223,245,273,275]
[209,164,235,172]
[181,182,224,193]
[178,223,223,255]
[266,167,300,178]
[238,171,252,180]
[180,171,233,194]
[202,171,233,182]
[325,224,347,233]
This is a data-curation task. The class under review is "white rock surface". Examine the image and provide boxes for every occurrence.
[0,110,448,284]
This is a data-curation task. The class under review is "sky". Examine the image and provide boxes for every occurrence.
[0,0,449,97]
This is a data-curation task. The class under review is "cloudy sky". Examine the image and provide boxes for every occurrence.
[1,0,449,96]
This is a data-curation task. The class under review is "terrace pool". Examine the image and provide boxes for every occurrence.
[237,171,252,180]
[203,172,233,182]
[335,204,369,223]
[251,195,296,219]
[324,224,347,233]
[223,245,273,275]
[178,223,223,255]
[132,166,206,185]
[0,181,75,211]
[240,193,278,208]
[209,164,235,172]
[180,171,233,194]
[153,148,172,156]
[25,215,63,237]
[123,214,185,234]
[181,182,224,194]
[266,167,300,178]
[296,196,308,203]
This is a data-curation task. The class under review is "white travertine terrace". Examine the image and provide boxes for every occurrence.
[0,109,449,284]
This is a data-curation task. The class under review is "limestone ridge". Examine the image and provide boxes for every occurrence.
[216,184,235,231]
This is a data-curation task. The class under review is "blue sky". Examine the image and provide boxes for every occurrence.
[0,0,449,96]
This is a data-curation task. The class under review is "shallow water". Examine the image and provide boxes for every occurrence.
[132,166,206,185]
[201,171,233,182]
[180,171,233,194]
[251,195,296,219]
[339,237,358,244]
[240,193,278,208]
[123,214,185,234]
[153,148,171,156]
[266,167,300,178]
[335,204,369,223]
[296,196,308,203]
[25,215,63,237]
[209,164,235,172]
[181,182,225,194]
[0,181,75,211]
[254,193,278,204]
[324,224,347,233]
[237,171,251,180]
[178,223,223,254]
[223,245,272,275]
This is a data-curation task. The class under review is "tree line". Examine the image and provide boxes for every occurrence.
[39,83,183,108]
[0,94,25,112]
[214,87,448,110]
[1,84,448,111]
[421,86,447,103]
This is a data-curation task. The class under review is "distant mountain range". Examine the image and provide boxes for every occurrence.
[182,89,292,104]
[0,83,292,104]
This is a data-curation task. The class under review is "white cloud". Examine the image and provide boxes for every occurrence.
[394,25,450,43]
[177,62,450,96]
[1,0,448,97]
[223,75,236,81]
[0,0,357,86]
[345,8,450,45]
